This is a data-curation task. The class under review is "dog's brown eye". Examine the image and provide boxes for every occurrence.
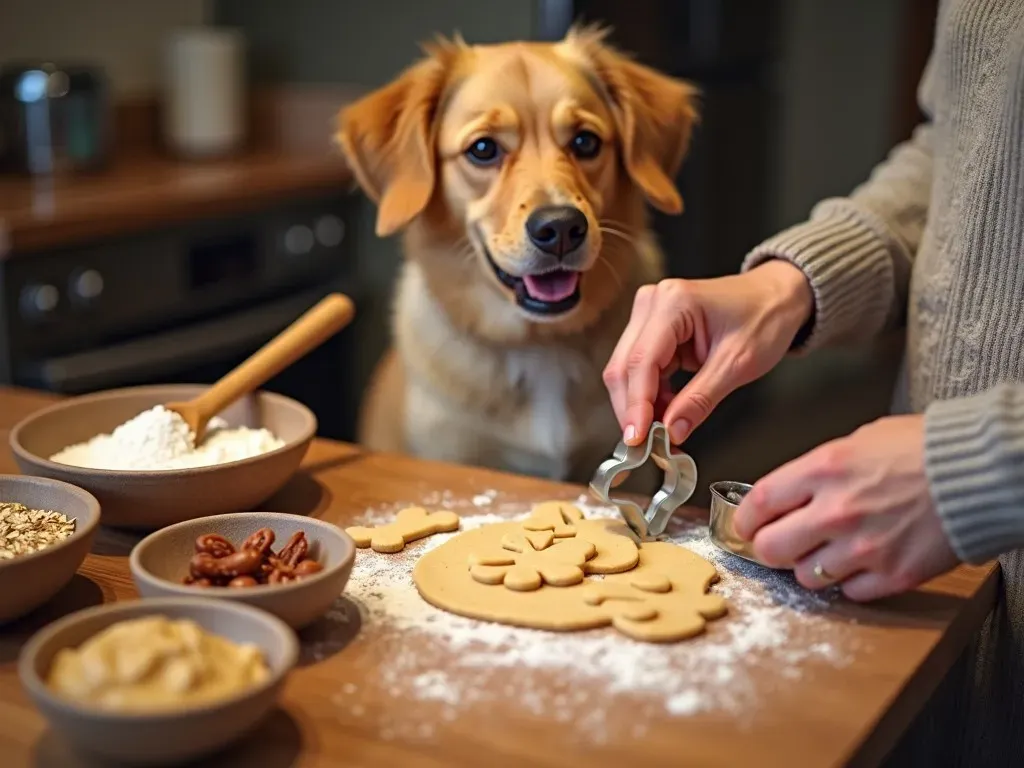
[570,131,602,160]
[465,137,502,166]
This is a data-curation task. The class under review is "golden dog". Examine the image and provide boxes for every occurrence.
[337,26,698,483]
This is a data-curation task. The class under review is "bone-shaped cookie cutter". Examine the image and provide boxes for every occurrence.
[588,422,698,539]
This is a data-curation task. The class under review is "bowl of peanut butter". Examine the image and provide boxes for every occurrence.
[18,597,298,765]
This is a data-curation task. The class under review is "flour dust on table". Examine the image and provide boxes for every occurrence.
[318,492,860,745]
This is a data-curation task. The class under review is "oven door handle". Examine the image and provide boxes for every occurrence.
[18,288,353,393]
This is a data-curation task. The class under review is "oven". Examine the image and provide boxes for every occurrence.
[0,192,364,441]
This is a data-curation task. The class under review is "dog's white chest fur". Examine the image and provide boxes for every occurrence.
[393,264,614,482]
[504,347,580,476]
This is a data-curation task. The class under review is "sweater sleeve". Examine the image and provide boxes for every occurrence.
[925,383,1024,564]
[741,54,939,351]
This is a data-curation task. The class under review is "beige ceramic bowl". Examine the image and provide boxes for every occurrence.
[19,596,298,765]
[9,384,316,529]
[0,475,100,624]
[130,511,355,630]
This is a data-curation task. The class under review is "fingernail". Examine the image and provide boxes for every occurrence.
[669,419,690,444]
[623,425,637,444]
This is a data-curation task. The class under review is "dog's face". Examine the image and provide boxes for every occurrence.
[338,27,698,340]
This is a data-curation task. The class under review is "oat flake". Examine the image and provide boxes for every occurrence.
[0,502,76,559]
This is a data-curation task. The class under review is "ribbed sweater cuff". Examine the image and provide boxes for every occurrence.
[741,201,894,351]
[925,385,1024,564]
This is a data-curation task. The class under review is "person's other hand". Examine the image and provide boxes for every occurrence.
[733,414,960,602]
[603,260,813,446]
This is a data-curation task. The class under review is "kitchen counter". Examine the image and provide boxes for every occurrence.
[0,149,352,257]
[0,387,1000,767]
[0,88,357,257]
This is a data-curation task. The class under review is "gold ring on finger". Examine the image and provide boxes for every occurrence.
[813,561,836,585]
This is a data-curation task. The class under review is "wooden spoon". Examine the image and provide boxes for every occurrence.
[166,292,355,444]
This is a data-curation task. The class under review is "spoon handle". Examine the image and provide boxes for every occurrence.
[192,293,355,422]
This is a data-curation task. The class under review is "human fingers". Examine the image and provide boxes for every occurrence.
[749,503,834,570]
[603,285,656,431]
[792,537,872,591]
[836,571,900,603]
[654,377,676,422]
[733,441,846,540]
[622,296,693,445]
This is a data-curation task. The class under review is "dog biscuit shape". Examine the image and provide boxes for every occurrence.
[582,556,726,642]
[346,507,460,553]
[522,501,639,574]
[468,532,596,591]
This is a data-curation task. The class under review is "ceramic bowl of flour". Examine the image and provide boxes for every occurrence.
[9,385,316,529]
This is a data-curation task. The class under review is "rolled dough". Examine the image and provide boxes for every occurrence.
[413,520,727,641]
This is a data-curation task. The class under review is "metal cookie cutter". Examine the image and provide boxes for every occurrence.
[588,422,698,539]
[708,480,780,569]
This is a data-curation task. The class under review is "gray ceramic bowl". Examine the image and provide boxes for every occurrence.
[9,384,316,530]
[19,596,298,765]
[0,475,100,624]
[130,511,355,630]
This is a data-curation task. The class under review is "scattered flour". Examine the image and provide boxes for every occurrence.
[471,490,497,506]
[49,405,284,471]
[329,491,858,744]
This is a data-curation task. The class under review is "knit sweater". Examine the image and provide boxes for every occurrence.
[742,1,1024,763]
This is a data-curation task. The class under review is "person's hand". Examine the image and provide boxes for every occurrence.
[603,260,813,446]
[733,414,960,602]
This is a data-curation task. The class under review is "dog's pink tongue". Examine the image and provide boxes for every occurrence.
[522,270,580,302]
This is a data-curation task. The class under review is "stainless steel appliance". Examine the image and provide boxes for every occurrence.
[0,62,111,175]
[0,193,363,441]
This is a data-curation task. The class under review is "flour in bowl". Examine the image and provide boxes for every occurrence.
[49,405,284,471]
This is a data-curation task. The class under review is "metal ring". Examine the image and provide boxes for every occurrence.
[812,561,835,584]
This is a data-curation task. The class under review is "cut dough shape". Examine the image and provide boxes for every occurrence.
[523,502,578,538]
[522,502,639,574]
[523,530,555,551]
[346,507,460,553]
[582,569,726,642]
[468,532,596,591]
[413,521,726,642]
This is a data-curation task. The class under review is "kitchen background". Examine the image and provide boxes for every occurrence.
[0,0,937,500]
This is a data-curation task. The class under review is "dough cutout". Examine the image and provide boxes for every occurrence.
[522,502,639,574]
[523,530,555,551]
[414,522,727,643]
[582,565,726,642]
[468,532,596,591]
[523,502,579,538]
[346,507,460,553]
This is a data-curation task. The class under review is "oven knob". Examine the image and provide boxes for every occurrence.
[315,215,345,247]
[284,224,314,255]
[20,284,59,318]
[70,268,104,302]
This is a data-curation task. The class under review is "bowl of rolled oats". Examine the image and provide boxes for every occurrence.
[0,475,100,623]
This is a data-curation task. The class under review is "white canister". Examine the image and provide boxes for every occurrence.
[163,27,246,158]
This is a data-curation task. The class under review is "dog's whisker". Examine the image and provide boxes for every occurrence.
[599,226,636,247]
[600,218,637,233]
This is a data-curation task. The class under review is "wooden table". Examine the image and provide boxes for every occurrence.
[0,388,1000,767]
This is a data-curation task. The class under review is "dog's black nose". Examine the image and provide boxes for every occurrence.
[525,206,588,257]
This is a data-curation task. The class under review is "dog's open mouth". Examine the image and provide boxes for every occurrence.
[485,249,582,316]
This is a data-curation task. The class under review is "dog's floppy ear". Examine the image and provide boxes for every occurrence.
[336,39,462,236]
[562,26,699,214]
